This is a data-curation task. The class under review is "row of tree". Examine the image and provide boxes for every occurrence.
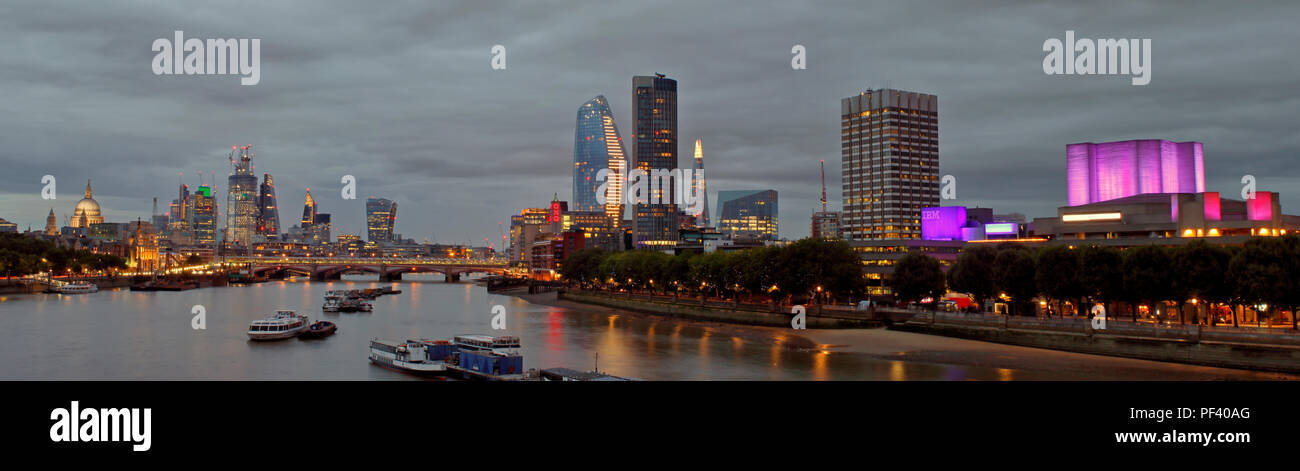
[892,236,1300,327]
[0,233,127,277]
[560,238,867,305]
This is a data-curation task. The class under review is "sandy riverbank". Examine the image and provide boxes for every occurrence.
[509,290,1298,380]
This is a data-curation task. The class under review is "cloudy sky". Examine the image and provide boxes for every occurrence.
[1,0,1297,243]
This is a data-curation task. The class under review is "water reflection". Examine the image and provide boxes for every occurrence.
[2,276,1080,380]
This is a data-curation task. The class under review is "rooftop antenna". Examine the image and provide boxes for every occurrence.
[819,159,827,212]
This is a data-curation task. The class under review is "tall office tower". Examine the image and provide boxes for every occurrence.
[573,96,628,221]
[191,185,217,245]
[840,88,939,240]
[225,146,259,245]
[692,138,709,227]
[365,197,398,243]
[301,189,317,228]
[632,74,678,248]
[313,213,331,244]
[257,173,280,238]
[716,190,779,240]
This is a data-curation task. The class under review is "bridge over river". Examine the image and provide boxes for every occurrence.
[223,256,510,281]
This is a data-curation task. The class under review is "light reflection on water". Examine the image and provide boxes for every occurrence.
[1,275,1050,380]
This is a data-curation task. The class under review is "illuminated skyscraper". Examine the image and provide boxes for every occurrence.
[366,197,398,243]
[257,173,280,238]
[301,189,317,228]
[632,74,677,248]
[692,138,709,227]
[191,185,216,245]
[225,146,259,245]
[572,95,627,224]
[717,190,779,241]
[840,88,939,240]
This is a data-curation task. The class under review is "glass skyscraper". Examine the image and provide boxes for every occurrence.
[257,173,280,239]
[366,197,398,242]
[573,96,627,223]
[716,190,779,240]
[225,146,259,246]
[692,138,709,227]
[840,88,938,240]
[632,74,678,248]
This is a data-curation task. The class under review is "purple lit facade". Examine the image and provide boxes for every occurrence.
[1066,140,1205,206]
[921,206,966,241]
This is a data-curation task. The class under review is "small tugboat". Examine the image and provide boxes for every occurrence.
[380,285,402,295]
[368,338,456,376]
[247,310,310,340]
[58,282,99,294]
[300,320,337,339]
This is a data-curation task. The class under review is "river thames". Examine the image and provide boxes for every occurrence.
[1,276,1290,380]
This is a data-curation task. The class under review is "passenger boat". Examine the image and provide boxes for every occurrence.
[368,338,455,376]
[247,310,310,340]
[58,282,99,294]
[300,320,337,339]
[446,335,526,380]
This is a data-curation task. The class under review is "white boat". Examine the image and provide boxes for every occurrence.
[58,282,99,294]
[247,310,310,340]
[368,339,451,376]
[322,291,344,312]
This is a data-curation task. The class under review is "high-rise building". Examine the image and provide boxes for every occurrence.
[716,190,779,240]
[840,88,939,240]
[225,146,259,245]
[366,197,398,243]
[257,173,280,238]
[632,74,678,248]
[301,189,317,228]
[191,185,217,245]
[1066,140,1205,206]
[313,213,331,244]
[811,211,842,239]
[573,96,628,222]
[692,138,709,227]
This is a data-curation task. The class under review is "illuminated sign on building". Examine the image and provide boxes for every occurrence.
[984,223,1018,235]
[1061,212,1122,222]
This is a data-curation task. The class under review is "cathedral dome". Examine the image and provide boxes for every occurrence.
[71,180,103,228]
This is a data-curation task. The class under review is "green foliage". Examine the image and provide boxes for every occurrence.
[0,233,126,276]
[560,238,866,303]
[892,252,945,307]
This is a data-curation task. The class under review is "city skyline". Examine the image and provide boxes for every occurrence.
[2,1,1298,242]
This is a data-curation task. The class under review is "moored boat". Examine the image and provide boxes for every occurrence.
[368,338,454,376]
[247,310,310,340]
[58,282,99,294]
[300,320,337,339]
[322,291,344,312]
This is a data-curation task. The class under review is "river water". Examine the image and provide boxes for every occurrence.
[1,276,1073,380]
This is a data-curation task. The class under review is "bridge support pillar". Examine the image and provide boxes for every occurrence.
[381,272,402,282]
[446,273,461,283]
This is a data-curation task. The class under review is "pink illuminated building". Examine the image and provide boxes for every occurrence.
[1066,140,1205,206]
